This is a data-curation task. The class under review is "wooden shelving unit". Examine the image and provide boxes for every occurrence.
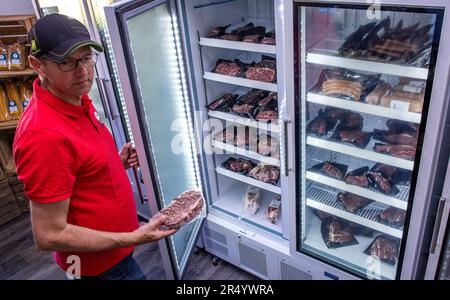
[0,120,19,131]
[0,69,35,78]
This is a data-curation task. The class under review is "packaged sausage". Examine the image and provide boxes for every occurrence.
[0,44,8,71]
[3,80,22,119]
[0,84,11,121]
[243,186,260,215]
[8,43,27,71]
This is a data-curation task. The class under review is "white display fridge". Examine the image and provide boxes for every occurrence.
[104,0,450,280]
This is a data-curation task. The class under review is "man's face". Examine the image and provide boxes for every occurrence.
[41,46,95,99]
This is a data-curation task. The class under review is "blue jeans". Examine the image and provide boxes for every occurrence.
[81,253,146,280]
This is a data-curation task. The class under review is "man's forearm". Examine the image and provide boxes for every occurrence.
[42,223,140,252]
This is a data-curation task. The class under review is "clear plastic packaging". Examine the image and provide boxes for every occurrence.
[243,186,260,215]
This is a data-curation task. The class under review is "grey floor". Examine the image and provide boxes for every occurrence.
[0,213,257,280]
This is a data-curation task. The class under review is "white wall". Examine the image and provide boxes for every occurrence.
[0,0,35,15]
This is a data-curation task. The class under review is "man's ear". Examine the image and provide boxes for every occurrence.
[28,55,47,78]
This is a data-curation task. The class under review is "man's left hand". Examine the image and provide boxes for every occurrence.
[120,142,139,170]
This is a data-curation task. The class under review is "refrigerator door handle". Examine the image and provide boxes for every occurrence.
[283,119,291,177]
[430,196,447,254]
[95,76,112,120]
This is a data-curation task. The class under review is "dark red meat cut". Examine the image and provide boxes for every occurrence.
[213,60,243,77]
[243,34,262,43]
[255,109,278,120]
[365,235,400,265]
[261,37,276,45]
[337,192,373,213]
[245,66,276,82]
[378,207,406,228]
[321,162,345,180]
[218,34,241,41]
[160,190,204,230]
[373,143,416,160]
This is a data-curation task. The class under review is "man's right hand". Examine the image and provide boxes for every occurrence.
[133,214,178,245]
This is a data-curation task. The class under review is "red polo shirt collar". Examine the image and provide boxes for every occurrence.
[33,79,92,118]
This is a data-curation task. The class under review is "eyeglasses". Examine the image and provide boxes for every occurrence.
[55,53,99,72]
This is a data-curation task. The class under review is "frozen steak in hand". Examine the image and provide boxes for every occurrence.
[159,190,204,230]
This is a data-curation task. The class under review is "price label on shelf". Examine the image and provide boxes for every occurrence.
[390,100,410,112]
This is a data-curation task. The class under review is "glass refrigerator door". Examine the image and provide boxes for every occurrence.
[104,0,206,279]
[294,2,444,280]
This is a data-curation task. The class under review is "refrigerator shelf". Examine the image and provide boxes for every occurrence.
[212,140,280,166]
[208,110,279,133]
[306,171,408,210]
[307,136,414,170]
[199,37,276,54]
[216,166,281,194]
[307,92,422,124]
[303,213,397,280]
[306,52,429,80]
[204,72,278,92]
[306,184,403,238]
[213,181,282,235]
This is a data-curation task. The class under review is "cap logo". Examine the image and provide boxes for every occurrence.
[31,40,37,51]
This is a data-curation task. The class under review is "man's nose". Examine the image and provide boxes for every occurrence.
[74,60,88,75]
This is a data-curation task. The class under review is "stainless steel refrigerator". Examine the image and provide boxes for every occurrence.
[104,0,450,280]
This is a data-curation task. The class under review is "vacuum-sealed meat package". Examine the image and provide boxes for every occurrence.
[207,24,231,38]
[257,134,279,158]
[367,171,400,195]
[310,161,348,180]
[344,166,370,188]
[321,217,359,249]
[245,65,276,83]
[266,197,281,224]
[249,164,280,185]
[372,129,417,147]
[370,163,411,186]
[159,190,204,230]
[221,157,255,175]
[243,186,260,215]
[364,235,400,265]
[206,93,238,112]
[331,128,372,148]
[337,192,373,214]
[385,119,419,136]
[377,207,406,228]
[261,30,276,45]
[213,59,246,77]
[373,143,416,160]
[306,109,338,136]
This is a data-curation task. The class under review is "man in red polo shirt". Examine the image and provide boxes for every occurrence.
[13,14,176,280]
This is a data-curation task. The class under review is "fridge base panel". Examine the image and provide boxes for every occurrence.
[204,212,361,280]
[303,213,397,280]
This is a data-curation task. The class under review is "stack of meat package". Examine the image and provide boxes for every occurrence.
[207,89,278,121]
[212,55,276,83]
[207,22,276,45]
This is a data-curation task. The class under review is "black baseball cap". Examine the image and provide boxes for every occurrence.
[28,13,103,62]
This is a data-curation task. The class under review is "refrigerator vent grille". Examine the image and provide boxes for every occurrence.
[238,242,267,277]
[280,261,313,280]
[306,147,411,202]
[206,238,228,257]
[204,227,227,245]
